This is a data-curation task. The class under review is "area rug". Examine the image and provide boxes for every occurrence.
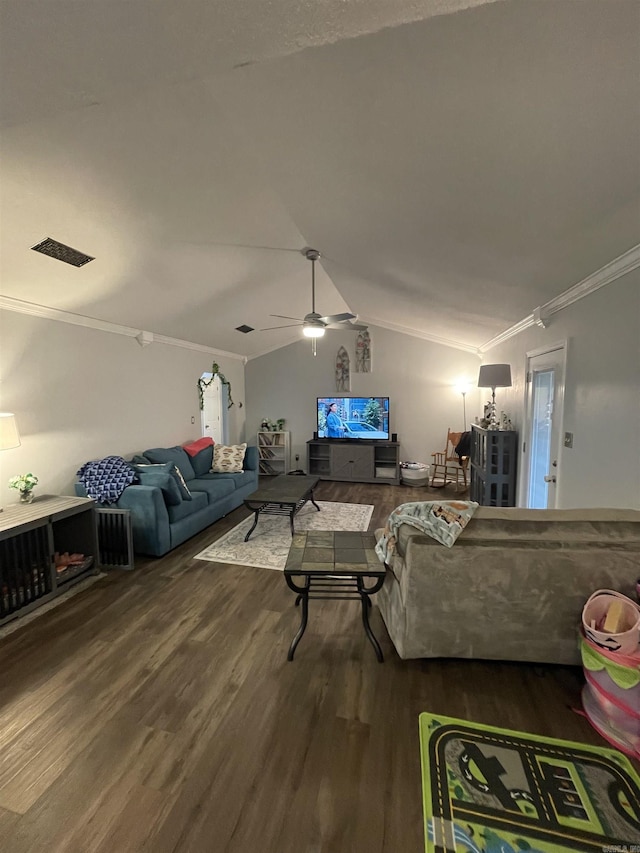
[194,501,374,571]
[419,712,640,852]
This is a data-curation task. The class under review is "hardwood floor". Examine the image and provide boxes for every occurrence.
[0,481,630,852]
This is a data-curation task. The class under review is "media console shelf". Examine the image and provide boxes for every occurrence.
[307,439,400,485]
[0,495,99,627]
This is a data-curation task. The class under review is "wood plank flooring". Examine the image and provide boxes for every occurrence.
[0,480,632,852]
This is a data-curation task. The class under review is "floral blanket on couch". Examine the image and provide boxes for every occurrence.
[375,500,479,564]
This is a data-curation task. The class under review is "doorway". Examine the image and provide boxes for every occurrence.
[200,373,229,445]
[522,344,566,509]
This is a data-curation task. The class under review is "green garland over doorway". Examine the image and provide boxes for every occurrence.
[198,362,234,410]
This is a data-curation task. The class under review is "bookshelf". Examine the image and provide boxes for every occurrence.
[257,431,290,476]
[470,425,518,506]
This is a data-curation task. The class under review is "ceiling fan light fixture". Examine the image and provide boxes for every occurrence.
[303,325,325,338]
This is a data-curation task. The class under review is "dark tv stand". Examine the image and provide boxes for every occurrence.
[307,439,400,485]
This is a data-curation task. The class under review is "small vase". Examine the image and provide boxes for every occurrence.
[19,490,34,504]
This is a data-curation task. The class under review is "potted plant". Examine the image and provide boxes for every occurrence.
[9,472,39,504]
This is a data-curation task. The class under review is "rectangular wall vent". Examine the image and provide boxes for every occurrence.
[31,237,95,267]
[235,325,254,334]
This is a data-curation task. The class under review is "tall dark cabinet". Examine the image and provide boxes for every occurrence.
[470,425,518,506]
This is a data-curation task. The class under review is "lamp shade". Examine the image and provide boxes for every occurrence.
[0,413,21,449]
[477,364,512,389]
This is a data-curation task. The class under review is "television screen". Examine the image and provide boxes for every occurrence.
[317,397,390,440]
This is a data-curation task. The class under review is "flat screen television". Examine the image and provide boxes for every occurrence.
[317,397,390,440]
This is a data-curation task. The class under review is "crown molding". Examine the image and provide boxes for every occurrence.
[356,315,480,355]
[0,296,245,361]
[480,243,640,352]
[543,242,640,317]
[479,314,536,353]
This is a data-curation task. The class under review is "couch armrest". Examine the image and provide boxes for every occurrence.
[244,445,259,471]
[75,482,171,556]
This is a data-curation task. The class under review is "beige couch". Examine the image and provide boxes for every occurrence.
[375,507,640,665]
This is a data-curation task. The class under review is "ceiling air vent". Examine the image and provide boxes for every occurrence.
[235,325,254,334]
[31,237,94,267]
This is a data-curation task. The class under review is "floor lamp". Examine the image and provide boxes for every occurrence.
[0,413,21,512]
[455,382,470,429]
[477,364,512,428]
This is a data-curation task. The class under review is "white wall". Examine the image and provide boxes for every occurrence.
[245,326,481,470]
[483,269,640,509]
[0,311,246,499]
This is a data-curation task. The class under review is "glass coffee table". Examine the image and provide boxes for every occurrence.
[243,474,320,542]
[284,530,386,662]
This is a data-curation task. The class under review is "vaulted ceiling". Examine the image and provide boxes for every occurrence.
[1,0,638,358]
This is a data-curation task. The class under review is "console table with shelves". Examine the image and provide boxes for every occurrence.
[307,439,400,485]
[257,430,290,476]
[0,495,99,627]
[470,425,518,506]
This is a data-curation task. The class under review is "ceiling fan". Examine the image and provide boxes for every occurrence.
[261,248,368,346]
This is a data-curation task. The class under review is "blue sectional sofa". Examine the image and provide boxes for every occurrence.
[76,443,258,557]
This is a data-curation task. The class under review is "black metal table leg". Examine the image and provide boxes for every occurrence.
[309,490,320,512]
[357,576,384,662]
[288,590,309,661]
[289,506,295,536]
[359,592,383,662]
[244,509,260,542]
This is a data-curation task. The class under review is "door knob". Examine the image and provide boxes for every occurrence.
[544,474,556,483]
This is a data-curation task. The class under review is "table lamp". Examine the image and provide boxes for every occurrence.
[0,413,21,512]
[477,364,511,428]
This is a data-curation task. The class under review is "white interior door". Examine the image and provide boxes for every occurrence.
[200,374,228,445]
[522,345,566,509]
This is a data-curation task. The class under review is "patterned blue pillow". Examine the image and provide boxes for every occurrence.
[130,462,192,501]
[134,470,182,507]
[143,447,196,481]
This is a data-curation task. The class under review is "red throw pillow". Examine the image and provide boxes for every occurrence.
[183,436,214,457]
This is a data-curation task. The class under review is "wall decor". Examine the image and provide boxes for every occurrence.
[198,362,234,410]
[355,329,371,373]
[335,347,350,392]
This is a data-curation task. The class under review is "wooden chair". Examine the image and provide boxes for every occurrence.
[430,429,470,492]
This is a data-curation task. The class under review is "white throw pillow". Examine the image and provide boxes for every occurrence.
[211,443,247,473]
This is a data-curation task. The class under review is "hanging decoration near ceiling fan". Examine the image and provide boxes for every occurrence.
[260,248,367,355]
[355,329,371,373]
[335,346,350,392]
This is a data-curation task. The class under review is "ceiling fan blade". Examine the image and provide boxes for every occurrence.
[259,323,302,331]
[270,314,303,321]
[175,240,301,253]
[327,321,369,331]
[318,312,356,325]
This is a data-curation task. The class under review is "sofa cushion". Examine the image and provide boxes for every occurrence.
[199,470,255,489]
[170,464,193,500]
[189,477,235,503]
[131,454,150,464]
[134,470,182,506]
[144,446,196,481]
[167,489,208,523]
[130,461,192,501]
[212,443,247,473]
[189,445,214,477]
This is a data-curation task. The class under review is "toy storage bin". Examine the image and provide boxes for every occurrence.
[580,635,640,759]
